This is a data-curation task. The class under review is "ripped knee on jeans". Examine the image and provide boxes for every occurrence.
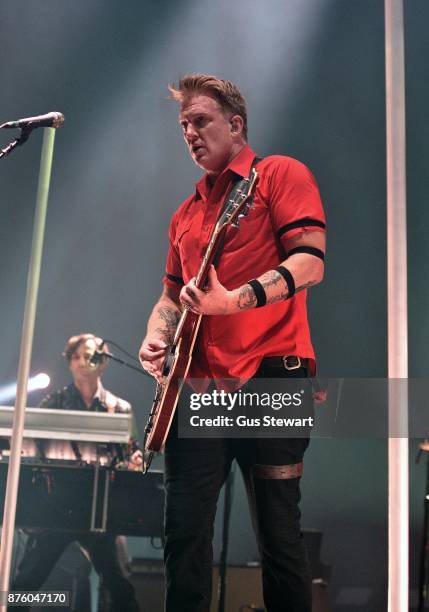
[251,461,304,479]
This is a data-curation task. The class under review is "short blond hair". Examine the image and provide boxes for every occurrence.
[168,73,248,139]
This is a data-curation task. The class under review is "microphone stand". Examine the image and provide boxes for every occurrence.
[0,127,59,609]
[417,443,429,612]
[218,462,236,612]
[0,126,32,159]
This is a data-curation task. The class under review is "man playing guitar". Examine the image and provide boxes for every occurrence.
[139,74,326,612]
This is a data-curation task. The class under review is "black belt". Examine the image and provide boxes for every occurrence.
[261,356,308,371]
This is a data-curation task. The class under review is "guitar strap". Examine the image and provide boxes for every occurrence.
[212,156,263,269]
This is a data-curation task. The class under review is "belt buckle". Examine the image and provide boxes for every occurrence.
[282,355,301,370]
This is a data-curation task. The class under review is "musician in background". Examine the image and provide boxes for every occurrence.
[139,74,326,612]
[11,333,140,612]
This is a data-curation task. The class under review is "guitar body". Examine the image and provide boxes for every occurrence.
[144,311,202,452]
[143,167,258,462]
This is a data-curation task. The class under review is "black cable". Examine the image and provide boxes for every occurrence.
[142,429,154,473]
[92,337,152,378]
[102,339,141,364]
[0,127,32,159]
[104,351,152,377]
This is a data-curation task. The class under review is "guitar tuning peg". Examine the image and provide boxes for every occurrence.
[237,204,250,218]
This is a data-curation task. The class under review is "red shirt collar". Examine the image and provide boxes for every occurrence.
[195,144,257,201]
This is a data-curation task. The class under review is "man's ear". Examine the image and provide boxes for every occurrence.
[230,115,244,135]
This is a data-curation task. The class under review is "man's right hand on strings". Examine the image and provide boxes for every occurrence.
[139,283,182,381]
[139,337,169,381]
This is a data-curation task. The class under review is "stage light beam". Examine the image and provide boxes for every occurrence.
[0,373,51,403]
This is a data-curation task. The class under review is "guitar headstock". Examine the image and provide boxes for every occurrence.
[217,167,258,231]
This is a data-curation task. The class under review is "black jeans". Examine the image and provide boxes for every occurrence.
[164,364,312,612]
[11,532,139,612]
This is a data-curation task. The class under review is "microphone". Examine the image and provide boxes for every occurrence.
[89,350,106,367]
[0,111,65,130]
[88,340,108,368]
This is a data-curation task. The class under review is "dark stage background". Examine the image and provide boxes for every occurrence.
[1,1,428,610]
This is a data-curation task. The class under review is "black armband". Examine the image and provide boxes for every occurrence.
[166,273,184,286]
[287,246,325,261]
[247,279,267,308]
[277,218,326,238]
[276,266,295,298]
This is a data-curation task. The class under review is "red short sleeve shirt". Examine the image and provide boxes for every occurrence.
[164,144,326,381]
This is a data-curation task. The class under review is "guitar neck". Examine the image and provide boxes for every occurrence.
[173,224,225,344]
[172,168,258,344]
[196,224,227,286]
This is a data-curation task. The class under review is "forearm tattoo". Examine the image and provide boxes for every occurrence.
[237,270,316,311]
[154,307,180,343]
[295,281,316,292]
[261,270,290,305]
[237,285,257,310]
[237,271,287,310]
[262,271,316,303]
